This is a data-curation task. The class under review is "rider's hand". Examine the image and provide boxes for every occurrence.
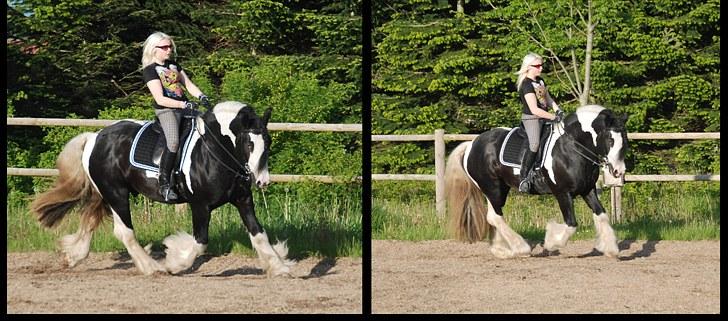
[199,94,211,109]
[184,101,198,110]
[553,110,564,123]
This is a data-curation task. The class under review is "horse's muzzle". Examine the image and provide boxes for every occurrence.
[611,169,624,178]
[256,179,269,189]
[254,169,270,189]
[607,162,626,178]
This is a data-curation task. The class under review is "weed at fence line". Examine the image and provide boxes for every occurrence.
[7,189,363,258]
[372,181,720,241]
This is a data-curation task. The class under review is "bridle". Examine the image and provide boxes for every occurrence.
[553,119,619,175]
[187,110,253,182]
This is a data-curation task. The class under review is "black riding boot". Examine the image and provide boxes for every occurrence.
[158,149,178,202]
[519,150,537,193]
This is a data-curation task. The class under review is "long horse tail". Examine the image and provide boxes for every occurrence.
[30,132,107,231]
[445,141,490,243]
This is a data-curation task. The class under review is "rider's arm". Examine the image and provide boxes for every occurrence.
[524,93,556,120]
[545,90,560,112]
[180,70,204,99]
[146,79,185,108]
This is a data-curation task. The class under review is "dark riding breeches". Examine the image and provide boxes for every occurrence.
[155,108,182,152]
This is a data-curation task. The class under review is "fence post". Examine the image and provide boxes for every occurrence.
[603,168,625,222]
[611,186,623,222]
[435,129,446,218]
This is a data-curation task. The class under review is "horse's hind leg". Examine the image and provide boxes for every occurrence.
[104,189,165,275]
[60,198,107,267]
[60,224,94,268]
[582,189,619,257]
[233,194,295,277]
[483,185,531,257]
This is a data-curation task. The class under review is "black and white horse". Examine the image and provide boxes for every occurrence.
[446,105,628,258]
[30,101,295,276]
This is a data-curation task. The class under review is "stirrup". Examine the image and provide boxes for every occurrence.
[160,184,178,201]
[518,178,530,193]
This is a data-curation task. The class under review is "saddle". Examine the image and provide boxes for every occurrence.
[499,121,555,194]
[129,110,200,197]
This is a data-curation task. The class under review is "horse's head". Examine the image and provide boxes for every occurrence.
[571,105,629,178]
[212,101,273,189]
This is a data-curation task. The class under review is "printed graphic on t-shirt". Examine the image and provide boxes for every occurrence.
[531,80,547,108]
[155,64,184,98]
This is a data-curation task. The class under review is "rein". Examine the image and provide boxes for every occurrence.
[190,112,251,182]
[553,121,613,172]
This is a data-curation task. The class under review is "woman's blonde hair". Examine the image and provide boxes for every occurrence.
[515,52,543,91]
[141,32,176,69]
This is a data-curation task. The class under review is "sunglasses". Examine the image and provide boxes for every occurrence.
[531,64,543,68]
[156,45,173,51]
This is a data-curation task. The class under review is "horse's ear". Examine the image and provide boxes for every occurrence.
[263,107,272,124]
[619,113,629,124]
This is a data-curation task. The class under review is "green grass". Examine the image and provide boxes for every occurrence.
[372,181,720,241]
[7,191,362,258]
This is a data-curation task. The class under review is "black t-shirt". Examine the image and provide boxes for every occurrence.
[518,76,549,115]
[143,60,187,109]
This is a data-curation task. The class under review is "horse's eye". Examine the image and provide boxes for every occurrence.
[248,142,254,151]
[608,138,614,146]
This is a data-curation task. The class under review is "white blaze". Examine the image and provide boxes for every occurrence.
[248,133,269,184]
[607,130,626,176]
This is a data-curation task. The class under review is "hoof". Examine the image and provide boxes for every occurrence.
[267,265,292,278]
[595,239,619,258]
[490,245,513,259]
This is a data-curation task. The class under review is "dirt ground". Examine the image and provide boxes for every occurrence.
[372,239,720,314]
[6,240,721,314]
[7,252,362,313]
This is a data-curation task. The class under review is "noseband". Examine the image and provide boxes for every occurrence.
[556,122,616,174]
[190,111,252,182]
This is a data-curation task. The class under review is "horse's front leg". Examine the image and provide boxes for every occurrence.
[582,189,619,257]
[160,203,209,274]
[544,192,577,252]
[234,193,295,277]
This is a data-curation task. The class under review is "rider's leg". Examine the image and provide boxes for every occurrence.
[155,108,181,201]
[519,116,542,192]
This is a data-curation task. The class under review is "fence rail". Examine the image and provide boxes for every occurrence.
[6,117,362,132]
[7,117,362,185]
[7,117,721,221]
[373,129,720,221]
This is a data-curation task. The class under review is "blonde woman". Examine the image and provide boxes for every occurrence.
[515,53,563,192]
[141,31,210,201]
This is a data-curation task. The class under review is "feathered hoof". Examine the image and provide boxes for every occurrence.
[595,240,620,258]
[162,231,204,274]
[544,222,576,252]
[59,233,91,268]
[512,242,532,257]
[267,265,293,278]
[63,252,84,268]
[490,245,513,259]
[135,257,167,276]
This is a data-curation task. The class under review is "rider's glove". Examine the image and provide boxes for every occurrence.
[184,101,198,110]
[199,94,211,109]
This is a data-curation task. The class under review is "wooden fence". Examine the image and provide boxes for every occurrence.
[6,117,362,184]
[7,117,721,221]
[372,130,720,222]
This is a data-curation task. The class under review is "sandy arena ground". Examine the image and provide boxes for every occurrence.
[7,252,362,313]
[372,239,720,313]
[6,240,720,314]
